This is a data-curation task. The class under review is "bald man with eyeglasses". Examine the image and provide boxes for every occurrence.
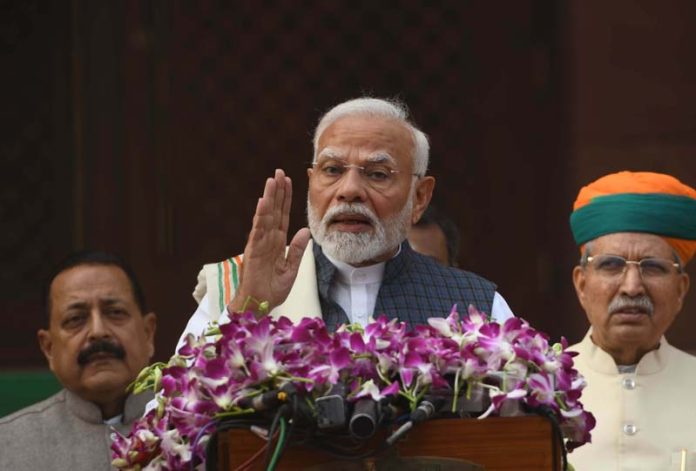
[567,171,696,470]
[177,97,515,348]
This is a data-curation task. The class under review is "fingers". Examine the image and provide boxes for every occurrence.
[272,169,286,231]
[286,227,312,270]
[280,174,292,234]
[251,169,292,236]
[249,178,275,241]
[265,169,291,233]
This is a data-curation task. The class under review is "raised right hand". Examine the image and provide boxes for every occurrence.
[227,169,311,316]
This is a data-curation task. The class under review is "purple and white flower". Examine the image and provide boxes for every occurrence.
[112,306,594,469]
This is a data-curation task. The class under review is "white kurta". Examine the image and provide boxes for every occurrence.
[569,331,696,471]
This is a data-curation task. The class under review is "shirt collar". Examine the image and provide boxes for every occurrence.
[323,252,386,285]
[578,328,671,375]
[103,414,123,425]
[65,389,103,423]
[314,240,409,298]
[64,388,154,425]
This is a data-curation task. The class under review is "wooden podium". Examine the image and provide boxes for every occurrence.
[216,415,561,470]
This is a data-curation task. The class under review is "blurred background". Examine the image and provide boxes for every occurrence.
[2,0,695,414]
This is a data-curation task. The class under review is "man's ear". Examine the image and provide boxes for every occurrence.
[572,265,588,309]
[676,273,690,311]
[143,312,157,359]
[37,329,55,371]
[411,176,435,225]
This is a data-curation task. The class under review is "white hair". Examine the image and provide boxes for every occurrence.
[312,97,430,176]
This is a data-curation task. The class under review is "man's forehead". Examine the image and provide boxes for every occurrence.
[590,232,674,256]
[317,116,413,169]
[50,265,135,308]
[61,296,126,308]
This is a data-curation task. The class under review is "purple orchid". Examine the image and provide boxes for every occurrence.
[113,308,594,470]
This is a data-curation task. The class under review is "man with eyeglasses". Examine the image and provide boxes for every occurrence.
[179,97,513,344]
[567,171,696,470]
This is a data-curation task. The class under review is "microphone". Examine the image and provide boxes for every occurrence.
[349,398,379,439]
[315,383,348,430]
[237,384,296,411]
[386,397,444,445]
[409,398,439,424]
[379,398,406,423]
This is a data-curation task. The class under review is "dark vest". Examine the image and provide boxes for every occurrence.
[314,241,497,331]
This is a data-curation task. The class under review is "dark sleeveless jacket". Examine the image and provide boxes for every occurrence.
[314,241,497,331]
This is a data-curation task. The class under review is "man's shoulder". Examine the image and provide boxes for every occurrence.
[666,342,696,368]
[0,389,111,469]
[407,249,496,289]
[567,342,581,353]
[0,389,66,431]
[444,265,495,288]
[567,333,590,354]
[377,247,498,321]
[566,340,590,370]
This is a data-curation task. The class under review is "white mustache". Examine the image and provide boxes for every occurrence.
[608,295,654,316]
[323,203,378,228]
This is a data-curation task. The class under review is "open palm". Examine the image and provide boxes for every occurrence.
[228,169,311,315]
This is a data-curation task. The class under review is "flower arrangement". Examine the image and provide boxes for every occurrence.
[112,306,595,470]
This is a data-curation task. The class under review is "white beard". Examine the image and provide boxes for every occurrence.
[307,191,414,265]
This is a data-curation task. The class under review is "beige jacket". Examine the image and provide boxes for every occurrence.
[569,331,696,471]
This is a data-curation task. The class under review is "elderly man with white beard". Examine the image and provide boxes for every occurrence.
[178,97,513,341]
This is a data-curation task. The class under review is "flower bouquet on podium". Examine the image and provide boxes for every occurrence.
[112,306,594,470]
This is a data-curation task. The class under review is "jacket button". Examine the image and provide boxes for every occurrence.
[623,423,637,435]
[622,377,636,390]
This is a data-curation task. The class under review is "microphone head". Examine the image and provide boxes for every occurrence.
[410,396,447,424]
[349,399,378,439]
[316,395,347,429]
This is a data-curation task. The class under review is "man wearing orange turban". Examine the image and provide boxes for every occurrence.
[568,171,696,470]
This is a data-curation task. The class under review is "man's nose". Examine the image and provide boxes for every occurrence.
[87,311,111,339]
[619,263,646,297]
[336,167,368,203]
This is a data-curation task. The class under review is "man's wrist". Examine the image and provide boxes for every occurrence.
[228,294,270,318]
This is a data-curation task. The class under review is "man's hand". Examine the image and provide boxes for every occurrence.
[228,169,311,316]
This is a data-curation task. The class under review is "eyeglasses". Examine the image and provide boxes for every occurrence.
[585,254,681,280]
[311,160,420,191]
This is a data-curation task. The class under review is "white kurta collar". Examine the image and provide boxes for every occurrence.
[322,246,403,326]
[577,329,671,375]
[326,254,386,285]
